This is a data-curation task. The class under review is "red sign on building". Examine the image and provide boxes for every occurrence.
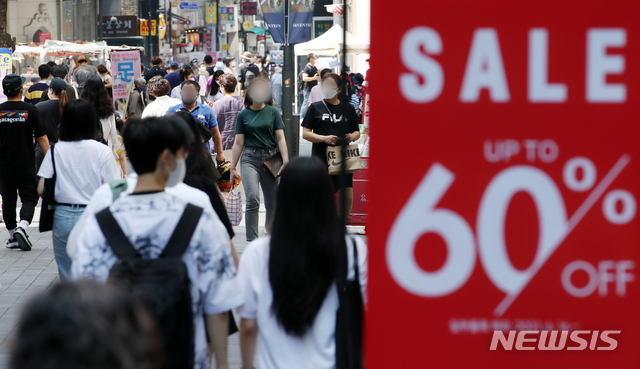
[369,1,640,367]
[241,1,257,15]
[38,32,51,43]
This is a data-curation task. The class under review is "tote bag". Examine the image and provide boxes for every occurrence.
[327,144,363,175]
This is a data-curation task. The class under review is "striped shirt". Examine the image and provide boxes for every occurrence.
[24,82,49,105]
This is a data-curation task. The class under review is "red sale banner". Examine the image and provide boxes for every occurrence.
[368,1,640,367]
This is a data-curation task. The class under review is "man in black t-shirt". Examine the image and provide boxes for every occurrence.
[144,56,167,82]
[204,54,216,77]
[0,74,49,251]
[300,53,319,119]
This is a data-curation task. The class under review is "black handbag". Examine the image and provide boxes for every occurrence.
[39,144,56,232]
[335,237,363,369]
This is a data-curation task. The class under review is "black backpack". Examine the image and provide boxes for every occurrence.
[96,203,204,369]
[243,63,261,88]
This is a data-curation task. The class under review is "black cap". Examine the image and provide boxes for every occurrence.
[49,77,67,91]
[2,74,23,94]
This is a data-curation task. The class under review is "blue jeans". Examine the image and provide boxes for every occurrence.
[241,147,278,242]
[300,90,311,119]
[52,205,85,279]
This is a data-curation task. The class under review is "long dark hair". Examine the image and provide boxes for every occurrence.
[172,111,209,176]
[80,78,114,119]
[59,99,99,141]
[208,70,225,96]
[269,157,344,337]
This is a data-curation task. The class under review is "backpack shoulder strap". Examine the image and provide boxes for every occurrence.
[161,203,204,259]
[109,179,129,202]
[95,207,140,259]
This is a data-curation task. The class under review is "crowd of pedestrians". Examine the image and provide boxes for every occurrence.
[0,52,367,369]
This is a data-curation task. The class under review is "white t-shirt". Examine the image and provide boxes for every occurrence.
[141,95,181,118]
[67,177,212,257]
[38,140,120,204]
[69,189,241,369]
[170,85,182,100]
[207,91,224,103]
[237,236,368,369]
[198,75,208,97]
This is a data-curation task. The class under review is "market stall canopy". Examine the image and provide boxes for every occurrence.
[251,27,266,35]
[294,25,369,56]
[14,45,44,54]
[13,40,144,60]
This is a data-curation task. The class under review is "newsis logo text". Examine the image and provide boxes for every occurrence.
[490,330,620,351]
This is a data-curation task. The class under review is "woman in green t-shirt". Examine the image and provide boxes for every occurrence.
[230,78,289,242]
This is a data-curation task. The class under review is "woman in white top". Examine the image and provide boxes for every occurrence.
[142,76,181,118]
[223,56,237,78]
[206,70,225,103]
[80,78,118,153]
[37,99,120,280]
[237,157,368,369]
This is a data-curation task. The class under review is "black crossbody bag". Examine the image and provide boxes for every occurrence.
[39,144,56,232]
[335,237,363,369]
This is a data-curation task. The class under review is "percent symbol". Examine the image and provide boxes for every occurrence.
[494,154,634,316]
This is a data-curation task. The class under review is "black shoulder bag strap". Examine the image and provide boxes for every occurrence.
[161,203,204,259]
[96,208,140,259]
[321,100,336,124]
[51,143,56,182]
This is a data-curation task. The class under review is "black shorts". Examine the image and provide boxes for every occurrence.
[330,173,353,192]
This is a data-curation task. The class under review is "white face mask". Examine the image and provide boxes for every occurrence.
[165,157,186,187]
[251,89,270,103]
[322,86,338,100]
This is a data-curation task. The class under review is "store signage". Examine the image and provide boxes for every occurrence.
[243,20,255,31]
[206,2,217,24]
[140,19,149,36]
[242,1,258,15]
[101,16,138,37]
[369,1,640,368]
[151,20,157,36]
[179,1,199,10]
[220,6,235,25]
[38,32,51,43]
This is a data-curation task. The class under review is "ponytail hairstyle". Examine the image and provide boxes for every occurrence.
[49,78,68,117]
[58,90,68,117]
[269,157,343,337]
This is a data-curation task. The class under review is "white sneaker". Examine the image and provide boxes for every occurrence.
[14,227,32,251]
[5,238,19,249]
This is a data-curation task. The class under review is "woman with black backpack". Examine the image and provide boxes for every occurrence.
[237,157,367,369]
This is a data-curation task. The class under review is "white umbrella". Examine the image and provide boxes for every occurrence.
[315,57,340,70]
